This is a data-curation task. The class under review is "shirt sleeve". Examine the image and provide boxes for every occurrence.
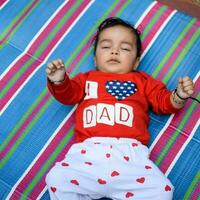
[142,72,181,114]
[47,72,87,105]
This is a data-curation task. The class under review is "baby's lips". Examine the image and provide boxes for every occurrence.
[107,58,120,64]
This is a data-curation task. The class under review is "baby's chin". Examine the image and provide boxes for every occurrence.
[97,66,131,74]
[101,69,131,74]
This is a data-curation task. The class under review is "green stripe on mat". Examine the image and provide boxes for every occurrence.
[0,88,47,153]
[141,5,167,41]
[69,0,133,77]
[1,0,81,98]
[0,0,41,49]
[155,95,200,166]
[70,48,93,78]
[152,18,196,79]
[0,96,53,169]
[183,170,200,200]
[163,24,200,84]
[65,0,119,69]
[0,57,35,98]
[34,0,82,59]
[20,128,74,200]
[115,0,132,17]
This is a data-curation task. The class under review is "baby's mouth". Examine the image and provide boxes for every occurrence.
[107,59,120,64]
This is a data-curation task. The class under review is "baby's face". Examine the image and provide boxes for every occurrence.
[95,25,140,74]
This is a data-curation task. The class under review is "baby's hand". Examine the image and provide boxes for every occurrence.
[46,59,66,83]
[176,76,194,99]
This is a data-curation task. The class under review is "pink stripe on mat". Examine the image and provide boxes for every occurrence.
[1,59,42,111]
[0,0,76,89]
[150,78,200,173]
[27,0,75,56]
[0,0,40,46]
[190,182,200,200]
[138,2,162,31]
[67,0,127,73]
[29,138,76,199]
[0,0,8,7]
[1,1,91,111]
[0,92,50,158]
[142,8,174,50]
[38,0,90,61]
[157,21,200,81]
[9,115,75,199]
[159,106,199,173]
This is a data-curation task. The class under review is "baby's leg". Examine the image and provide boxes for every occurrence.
[45,141,109,200]
[107,139,174,200]
[46,167,92,200]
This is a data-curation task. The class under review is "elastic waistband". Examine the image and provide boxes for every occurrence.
[84,137,142,145]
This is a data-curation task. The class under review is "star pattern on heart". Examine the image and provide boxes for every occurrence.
[105,80,137,100]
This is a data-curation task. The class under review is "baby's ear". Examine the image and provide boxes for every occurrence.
[133,57,140,70]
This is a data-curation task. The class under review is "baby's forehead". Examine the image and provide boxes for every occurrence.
[98,25,136,43]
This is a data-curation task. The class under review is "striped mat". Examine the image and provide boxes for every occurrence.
[0,0,199,199]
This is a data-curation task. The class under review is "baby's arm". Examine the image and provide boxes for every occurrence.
[170,76,195,109]
[46,59,86,105]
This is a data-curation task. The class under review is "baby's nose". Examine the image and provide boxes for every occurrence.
[111,48,119,55]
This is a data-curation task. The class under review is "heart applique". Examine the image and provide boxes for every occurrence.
[98,178,107,184]
[124,156,130,162]
[111,170,120,177]
[126,192,134,198]
[106,80,137,100]
[70,179,79,186]
[165,185,172,192]
[51,186,57,193]
[136,177,145,184]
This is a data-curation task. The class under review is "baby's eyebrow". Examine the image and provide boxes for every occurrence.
[121,41,133,47]
[100,39,112,44]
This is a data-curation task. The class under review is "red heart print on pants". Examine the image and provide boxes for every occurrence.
[106,153,111,158]
[126,192,134,198]
[98,178,107,184]
[51,187,56,193]
[111,170,120,177]
[85,162,92,165]
[124,156,130,161]
[61,162,69,167]
[70,179,79,186]
[145,165,152,170]
[81,149,86,154]
[132,143,138,147]
[136,177,145,184]
[165,185,172,191]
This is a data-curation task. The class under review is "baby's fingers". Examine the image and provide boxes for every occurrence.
[52,59,65,69]
[46,67,52,75]
[46,62,56,75]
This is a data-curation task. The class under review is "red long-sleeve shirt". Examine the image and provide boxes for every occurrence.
[47,70,180,145]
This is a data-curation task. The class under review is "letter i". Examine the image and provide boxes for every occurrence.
[87,82,90,96]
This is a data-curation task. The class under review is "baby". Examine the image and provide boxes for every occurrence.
[45,17,194,200]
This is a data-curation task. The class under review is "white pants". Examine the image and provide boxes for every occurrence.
[46,137,173,200]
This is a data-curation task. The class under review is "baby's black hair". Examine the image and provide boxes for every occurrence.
[93,17,142,57]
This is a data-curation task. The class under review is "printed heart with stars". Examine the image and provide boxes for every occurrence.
[105,80,137,100]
